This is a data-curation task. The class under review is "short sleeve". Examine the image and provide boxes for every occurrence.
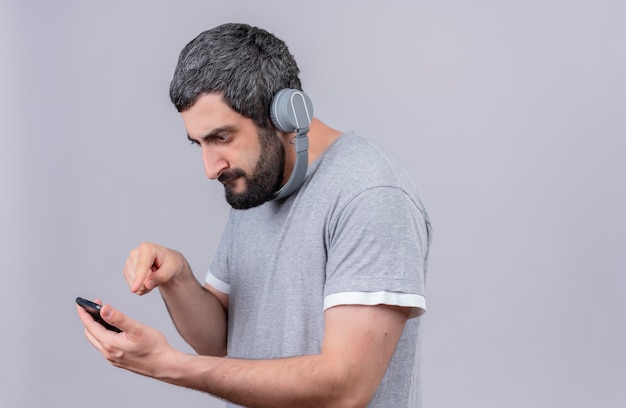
[205,216,233,295]
[324,186,431,318]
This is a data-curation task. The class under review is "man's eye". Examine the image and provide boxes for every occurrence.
[216,133,230,142]
[189,139,200,146]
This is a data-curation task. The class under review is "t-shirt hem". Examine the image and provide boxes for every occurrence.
[324,291,426,318]
[205,270,230,295]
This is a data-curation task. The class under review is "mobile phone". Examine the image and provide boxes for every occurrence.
[76,297,122,333]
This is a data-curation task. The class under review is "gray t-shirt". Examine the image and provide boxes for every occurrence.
[206,132,432,407]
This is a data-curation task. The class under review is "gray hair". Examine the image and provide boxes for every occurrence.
[169,23,303,128]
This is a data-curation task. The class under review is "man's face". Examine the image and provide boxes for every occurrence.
[181,93,285,209]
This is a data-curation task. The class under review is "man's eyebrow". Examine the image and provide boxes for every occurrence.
[188,125,237,143]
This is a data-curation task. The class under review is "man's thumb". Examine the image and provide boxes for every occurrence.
[99,304,124,333]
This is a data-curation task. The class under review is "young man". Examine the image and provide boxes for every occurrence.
[77,23,432,408]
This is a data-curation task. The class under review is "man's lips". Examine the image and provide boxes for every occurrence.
[218,169,246,186]
[219,174,245,189]
[219,175,237,185]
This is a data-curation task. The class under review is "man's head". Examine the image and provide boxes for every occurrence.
[170,23,303,128]
[172,24,302,209]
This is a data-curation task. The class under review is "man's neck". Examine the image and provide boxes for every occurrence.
[306,118,343,165]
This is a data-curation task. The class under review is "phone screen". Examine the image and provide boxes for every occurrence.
[76,297,122,333]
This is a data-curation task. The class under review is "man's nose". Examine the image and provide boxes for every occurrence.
[202,146,228,180]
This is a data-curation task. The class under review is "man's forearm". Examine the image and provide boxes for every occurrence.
[160,352,373,408]
[89,304,405,408]
[159,267,227,356]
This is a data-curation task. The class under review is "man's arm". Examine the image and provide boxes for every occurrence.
[79,302,410,408]
[123,242,228,356]
[158,273,228,356]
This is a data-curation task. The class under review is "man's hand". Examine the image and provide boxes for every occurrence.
[123,242,228,357]
[124,242,188,295]
[76,300,180,378]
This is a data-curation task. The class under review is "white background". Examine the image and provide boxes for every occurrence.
[1,1,624,407]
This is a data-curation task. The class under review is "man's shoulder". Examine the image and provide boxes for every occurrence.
[314,132,417,193]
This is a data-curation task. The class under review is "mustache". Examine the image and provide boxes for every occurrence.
[218,168,247,185]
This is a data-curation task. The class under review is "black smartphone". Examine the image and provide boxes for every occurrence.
[76,297,122,333]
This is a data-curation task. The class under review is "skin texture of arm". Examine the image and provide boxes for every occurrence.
[159,271,228,356]
[78,302,409,408]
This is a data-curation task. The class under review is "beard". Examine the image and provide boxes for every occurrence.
[219,126,285,210]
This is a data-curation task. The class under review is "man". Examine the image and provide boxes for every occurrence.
[77,23,432,407]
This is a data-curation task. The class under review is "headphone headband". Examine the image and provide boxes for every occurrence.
[269,89,314,200]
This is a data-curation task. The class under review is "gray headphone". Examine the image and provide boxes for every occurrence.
[269,89,314,200]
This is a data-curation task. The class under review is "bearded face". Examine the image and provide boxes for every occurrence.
[219,125,285,210]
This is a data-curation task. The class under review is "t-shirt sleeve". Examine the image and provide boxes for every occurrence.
[323,186,431,318]
[205,216,233,296]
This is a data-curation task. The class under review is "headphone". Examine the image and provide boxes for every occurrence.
[269,89,314,200]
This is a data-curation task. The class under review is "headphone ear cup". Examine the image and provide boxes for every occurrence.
[270,89,314,132]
